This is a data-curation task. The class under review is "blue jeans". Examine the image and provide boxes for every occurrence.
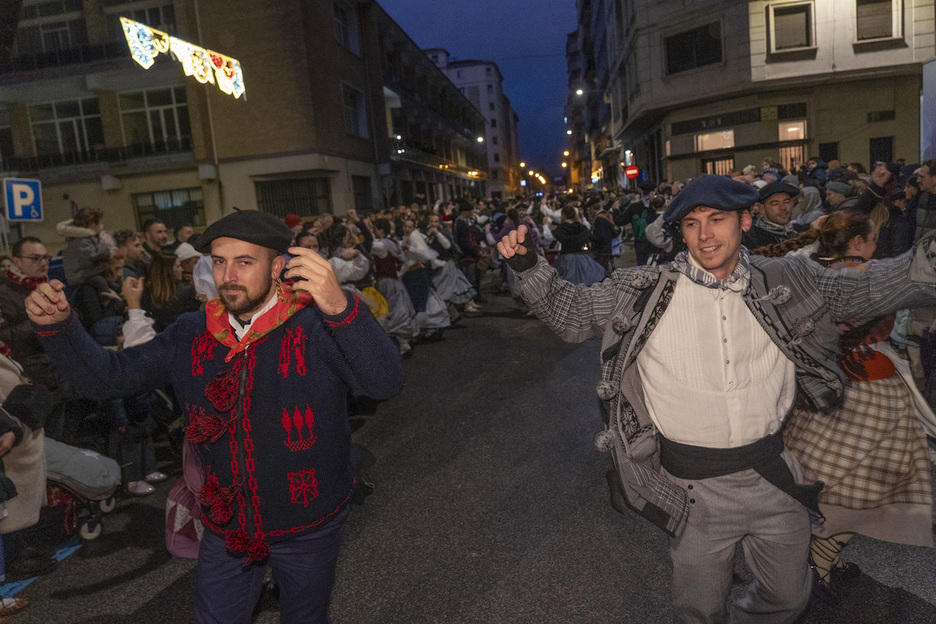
[193,508,348,624]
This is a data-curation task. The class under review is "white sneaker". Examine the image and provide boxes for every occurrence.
[127,481,155,496]
[144,471,168,483]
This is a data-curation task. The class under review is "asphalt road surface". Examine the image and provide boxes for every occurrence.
[5,267,936,624]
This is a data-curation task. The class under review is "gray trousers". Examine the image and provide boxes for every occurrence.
[664,449,812,624]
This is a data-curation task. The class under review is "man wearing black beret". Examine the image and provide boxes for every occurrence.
[26,209,404,623]
[741,181,807,250]
[497,174,936,623]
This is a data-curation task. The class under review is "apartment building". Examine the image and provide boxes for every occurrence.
[427,48,521,199]
[0,0,486,252]
[569,0,935,187]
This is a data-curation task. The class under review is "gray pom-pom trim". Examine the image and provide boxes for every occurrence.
[612,316,632,335]
[768,285,791,305]
[596,381,618,401]
[630,275,654,290]
[594,429,616,452]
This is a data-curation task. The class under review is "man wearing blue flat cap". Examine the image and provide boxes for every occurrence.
[497,174,936,623]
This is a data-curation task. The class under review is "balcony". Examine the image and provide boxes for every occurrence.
[4,136,193,173]
[1,41,130,73]
[390,139,485,180]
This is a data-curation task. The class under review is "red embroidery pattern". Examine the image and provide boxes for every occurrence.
[241,349,265,543]
[191,332,216,376]
[266,487,354,537]
[281,407,315,451]
[204,488,354,558]
[293,327,306,375]
[36,329,61,337]
[287,469,319,506]
[324,296,360,328]
[278,328,307,378]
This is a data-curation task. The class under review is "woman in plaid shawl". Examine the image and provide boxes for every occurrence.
[753,209,934,591]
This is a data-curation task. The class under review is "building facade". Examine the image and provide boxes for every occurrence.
[569,0,935,187]
[0,0,486,253]
[428,48,521,199]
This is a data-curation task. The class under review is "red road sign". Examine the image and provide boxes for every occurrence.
[625,165,640,179]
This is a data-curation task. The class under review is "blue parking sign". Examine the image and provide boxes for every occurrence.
[3,178,43,222]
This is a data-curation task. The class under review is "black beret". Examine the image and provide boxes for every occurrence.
[637,180,656,192]
[193,210,294,254]
[758,182,799,203]
[663,175,759,224]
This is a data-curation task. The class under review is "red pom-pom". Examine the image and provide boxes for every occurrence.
[246,534,269,564]
[226,529,248,553]
[210,502,233,525]
[199,474,220,506]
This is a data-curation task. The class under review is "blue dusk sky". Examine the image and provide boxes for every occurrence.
[376,0,577,178]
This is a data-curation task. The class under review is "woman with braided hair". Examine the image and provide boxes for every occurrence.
[753,209,934,594]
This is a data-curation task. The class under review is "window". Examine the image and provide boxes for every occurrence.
[30,98,103,156]
[105,2,176,41]
[0,109,12,168]
[120,87,190,150]
[486,67,492,77]
[492,136,498,145]
[869,136,894,164]
[133,187,205,229]
[16,0,87,54]
[456,70,462,79]
[342,84,367,138]
[694,130,734,152]
[491,170,498,180]
[333,2,359,53]
[779,145,806,173]
[489,102,495,111]
[769,2,815,52]
[778,120,806,141]
[490,118,497,128]
[255,178,332,217]
[703,157,735,175]
[665,22,722,75]
[352,175,373,212]
[856,0,900,41]
[493,153,500,163]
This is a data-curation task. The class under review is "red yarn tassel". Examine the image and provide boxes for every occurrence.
[205,359,244,412]
[226,529,248,553]
[244,533,270,566]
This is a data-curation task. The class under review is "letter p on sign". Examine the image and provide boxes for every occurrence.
[3,178,43,222]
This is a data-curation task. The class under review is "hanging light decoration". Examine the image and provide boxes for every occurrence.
[121,17,246,99]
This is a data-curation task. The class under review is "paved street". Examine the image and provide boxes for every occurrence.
[4,271,936,624]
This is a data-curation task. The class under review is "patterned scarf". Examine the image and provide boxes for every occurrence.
[670,247,751,292]
[205,282,313,362]
[6,266,48,292]
[754,215,794,237]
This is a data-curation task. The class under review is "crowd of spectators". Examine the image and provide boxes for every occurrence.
[0,154,931,617]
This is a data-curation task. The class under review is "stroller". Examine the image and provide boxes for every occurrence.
[44,438,120,540]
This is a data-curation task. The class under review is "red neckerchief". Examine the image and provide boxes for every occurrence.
[205,282,313,362]
[6,268,48,292]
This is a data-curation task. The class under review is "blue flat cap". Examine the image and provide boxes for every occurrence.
[663,175,759,224]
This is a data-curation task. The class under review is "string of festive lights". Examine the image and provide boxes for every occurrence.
[120,17,246,99]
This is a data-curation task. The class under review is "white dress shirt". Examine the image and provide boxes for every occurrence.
[636,271,796,448]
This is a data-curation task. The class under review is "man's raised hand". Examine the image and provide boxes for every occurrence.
[497,225,537,273]
[25,280,71,325]
[286,247,348,316]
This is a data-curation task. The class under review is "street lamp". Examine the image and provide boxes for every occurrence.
[520,161,526,168]
[575,88,584,96]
